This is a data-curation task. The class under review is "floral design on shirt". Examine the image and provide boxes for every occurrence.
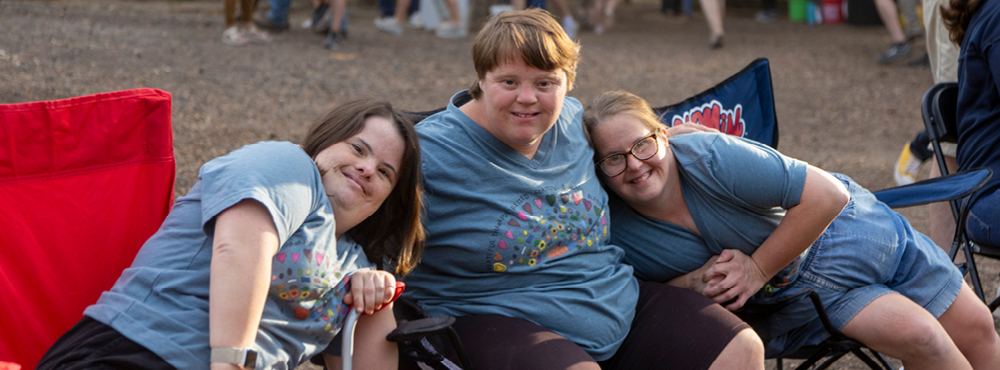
[270,247,351,334]
[489,189,607,272]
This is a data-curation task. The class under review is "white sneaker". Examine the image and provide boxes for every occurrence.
[222,26,249,46]
[242,25,272,43]
[374,17,404,35]
[435,21,467,39]
[408,11,424,29]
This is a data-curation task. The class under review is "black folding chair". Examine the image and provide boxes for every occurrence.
[920,82,1000,312]
[737,290,895,370]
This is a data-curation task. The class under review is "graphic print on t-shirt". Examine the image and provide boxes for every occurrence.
[270,243,351,335]
[487,187,607,272]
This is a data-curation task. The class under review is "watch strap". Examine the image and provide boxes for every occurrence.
[211,347,258,369]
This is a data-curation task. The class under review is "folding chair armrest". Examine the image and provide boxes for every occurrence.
[342,282,406,370]
[872,168,992,208]
[387,316,457,342]
[388,316,475,370]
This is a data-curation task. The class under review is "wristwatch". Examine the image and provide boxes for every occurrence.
[211,347,258,369]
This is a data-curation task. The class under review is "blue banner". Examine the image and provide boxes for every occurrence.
[654,58,778,149]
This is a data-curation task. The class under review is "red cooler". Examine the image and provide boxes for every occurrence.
[822,0,843,23]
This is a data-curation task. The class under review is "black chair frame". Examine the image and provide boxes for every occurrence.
[921,82,1000,312]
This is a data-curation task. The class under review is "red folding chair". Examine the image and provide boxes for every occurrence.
[0,89,175,369]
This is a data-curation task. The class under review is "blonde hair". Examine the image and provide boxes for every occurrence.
[582,90,662,159]
[468,8,580,99]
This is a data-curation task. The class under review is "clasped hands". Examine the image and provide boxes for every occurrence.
[690,249,769,311]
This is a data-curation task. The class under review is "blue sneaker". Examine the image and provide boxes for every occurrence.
[877,42,912,64]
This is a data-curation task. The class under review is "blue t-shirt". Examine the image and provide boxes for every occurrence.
[610,133,808,289]
[84,142,376,370]
[957,0,1000,199]
[403,92,640,361]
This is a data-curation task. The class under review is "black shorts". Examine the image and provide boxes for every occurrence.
[36,317,174,370]
[402,280,750,370]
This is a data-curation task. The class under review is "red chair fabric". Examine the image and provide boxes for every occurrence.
[0,89,175,369]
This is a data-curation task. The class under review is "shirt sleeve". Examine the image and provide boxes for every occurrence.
[197,142,323,246]
[672,133,808,211]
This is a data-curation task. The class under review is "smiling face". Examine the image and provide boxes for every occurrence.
[590,113,673,206]
[476,56,567,158]
[314,116,405,236]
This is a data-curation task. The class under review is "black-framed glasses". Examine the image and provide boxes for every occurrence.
[595,133,658,177]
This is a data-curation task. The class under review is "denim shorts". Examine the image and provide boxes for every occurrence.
[757,174,964,358]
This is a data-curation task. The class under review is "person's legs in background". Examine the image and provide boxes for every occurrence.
[324,0,349,48]
[374,0,411,34]
[874,0,911,63]
[699,0,725,48]
[239,0,271,43]
[256,0,292,30]
[223,0,250,45]
[434,0,467,39]
[376,0,465,38]
[512,0,577,38]
[755,0,778,23]
[897,0,923,39]
[224,0,269,45]
[549,0,579,38]
[587,0,617,35]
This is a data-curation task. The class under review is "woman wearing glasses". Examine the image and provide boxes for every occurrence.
[583,90,1000,370]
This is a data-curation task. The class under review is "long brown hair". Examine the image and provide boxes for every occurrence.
[301,99,425,276]
[943,0,985,44]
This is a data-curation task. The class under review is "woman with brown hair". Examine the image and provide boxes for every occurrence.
[37,99,425,370]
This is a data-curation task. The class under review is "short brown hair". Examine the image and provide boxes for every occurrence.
[582,90,661,160]
[301,99,425,276]
[468,8,580,99]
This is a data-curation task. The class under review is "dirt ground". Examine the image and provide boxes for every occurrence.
[2,0,997,368]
